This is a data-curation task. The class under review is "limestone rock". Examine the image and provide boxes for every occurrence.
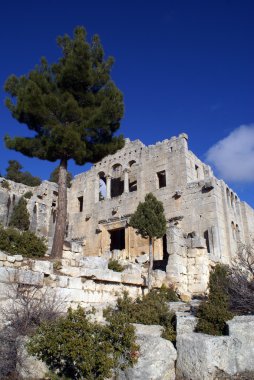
[32,260,53,274]
[120,323,176,380]
[79,256,108,270]
[16,336,48,379]
[0,251,7,260]
[176,314,198,336]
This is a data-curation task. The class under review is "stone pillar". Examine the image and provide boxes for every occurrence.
[106,175,111,199]
[124,169,130,193]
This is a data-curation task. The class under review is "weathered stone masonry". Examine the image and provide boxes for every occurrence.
[1,133,254,295]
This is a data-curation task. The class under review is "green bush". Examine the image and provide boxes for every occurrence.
[1,179,10,190]
[27,306,138,380]
[9,197,30,231]
[0,225,47,257]
[196,264,233,336]
[24,191,33,199]
[104,286,178,342]
[108,259,124,272]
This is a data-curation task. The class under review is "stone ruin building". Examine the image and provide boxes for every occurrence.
[1,133,254,295]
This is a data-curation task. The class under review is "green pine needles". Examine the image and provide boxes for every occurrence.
[4,26,125,258]
[9,197,30,231]
[196,264,234,335]
[129,193,167,289]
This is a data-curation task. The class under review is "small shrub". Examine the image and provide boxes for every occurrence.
[104,286,178,342]
[23,191,33,199]
[9,197,30,231]
[1,179,10,190]
[108,259,124,272]
[28,306,138,380]
[0,225,47,257]
[196,264,233,336]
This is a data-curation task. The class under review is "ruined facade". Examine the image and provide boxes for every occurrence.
[1,133,254,295]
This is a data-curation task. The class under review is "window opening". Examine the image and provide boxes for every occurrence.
[98,172,106,201]
[195,165,199,179]
[111,164,124,198]
[204,230,210,253]
[78,196,83,212]
[109,228,125,250]
[129,180,137,192]
[157,170,166,188]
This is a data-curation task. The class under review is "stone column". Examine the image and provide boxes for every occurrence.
[123,169,130,193]
[106,175,111,199]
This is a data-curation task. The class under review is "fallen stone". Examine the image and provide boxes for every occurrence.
[119,323,176,380]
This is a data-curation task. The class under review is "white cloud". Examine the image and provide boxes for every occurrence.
[206,125,254,182]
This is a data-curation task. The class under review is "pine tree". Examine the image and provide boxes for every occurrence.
[9,197,30,231]
[129,193,167,290]
[6,160,41,186]
[4,26,124,258]
[49,166,73,188]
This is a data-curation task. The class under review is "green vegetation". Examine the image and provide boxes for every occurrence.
[9,197,30,231]
[108,259,124,272]
[23,191,33,199]
[129,193,167,289]
[1,180,10,190]
[5,160,41,186]
[104,286,178,342]
[0,225,47,257]
[4,26,124,259]
[196,264,233,336]
[28,306,138,380]
[49,166,73,188]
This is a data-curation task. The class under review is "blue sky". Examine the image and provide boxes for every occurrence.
[0,0,253,206]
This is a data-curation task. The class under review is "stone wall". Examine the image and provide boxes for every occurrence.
[1,133,254,296]
[176,315,254,380]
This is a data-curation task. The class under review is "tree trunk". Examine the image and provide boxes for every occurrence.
[148,237,153,291]
[51,158,67,259]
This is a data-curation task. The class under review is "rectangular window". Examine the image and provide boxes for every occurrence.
[109,228,125,250]
[157,170,166,188]
[78,196,83,212]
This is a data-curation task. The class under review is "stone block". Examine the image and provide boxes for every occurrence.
[0,251,7,261]
[176,314,198,336]
[168,301,190,314]
[0,267,16,283]
[7,255,16,263]
[176,333,238,380]
[13,254,23,262]
[120,323,177,380]
[18,269,44,286]
[60,266,80,277]
[68,277,83,289]
[32,260,53,274]
[79,256,108,270]
[70,241,84,253]
[121,273,143,285]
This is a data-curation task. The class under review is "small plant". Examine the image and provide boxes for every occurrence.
[53,260,62,271]
[23,191,33,199]
[1,179,10,190]
[196,264,233,336]
[108,259,124,272]
[28,306,138,380]
[0,225,47,257]
[104,286,178,342]
[9,197,30,231]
